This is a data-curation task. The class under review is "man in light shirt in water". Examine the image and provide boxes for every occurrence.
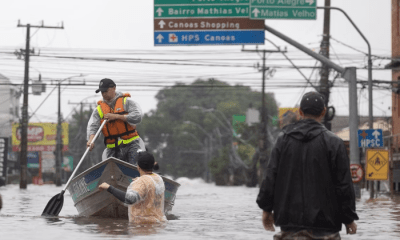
[99,151,166,224]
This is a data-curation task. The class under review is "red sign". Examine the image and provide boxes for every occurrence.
[350,164,364,183]
[12,145,69,152]
[16,126,44,142]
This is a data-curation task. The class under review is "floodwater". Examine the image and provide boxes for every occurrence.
[0,179,400,240]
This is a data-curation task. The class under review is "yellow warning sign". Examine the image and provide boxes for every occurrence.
[279,108,299,128]
[365,149,389,180]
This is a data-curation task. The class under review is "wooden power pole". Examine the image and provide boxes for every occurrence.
[17,20,63,189]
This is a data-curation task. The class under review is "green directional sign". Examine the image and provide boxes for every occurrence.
[250,0,317,20]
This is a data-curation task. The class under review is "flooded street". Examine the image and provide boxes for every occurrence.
[1,178,400,240]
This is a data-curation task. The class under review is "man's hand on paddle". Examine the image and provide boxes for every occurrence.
[262,211,275,232]
[87,134,95,151]
[98,182,110,191]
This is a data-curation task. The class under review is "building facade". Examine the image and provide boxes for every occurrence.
[0,73,21,184]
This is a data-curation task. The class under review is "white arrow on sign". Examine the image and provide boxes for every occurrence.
[158,20,166,29]
[156,8,164,17]
[306,0,314,5]
[372,130,381,139]
[156,34,164,43]
[252,8,260,18]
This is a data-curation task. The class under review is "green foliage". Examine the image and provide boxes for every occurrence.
[208,146,229,175]
[237,144,256,166]
[136,78,278,179]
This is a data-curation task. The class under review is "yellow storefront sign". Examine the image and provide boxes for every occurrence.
[365,149,389,180]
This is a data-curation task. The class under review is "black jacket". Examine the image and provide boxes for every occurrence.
[256,119,359,232]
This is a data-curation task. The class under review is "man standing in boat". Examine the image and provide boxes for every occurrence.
[87,78,146,164]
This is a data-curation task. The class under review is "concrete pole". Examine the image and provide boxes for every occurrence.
[19,24,30,189]
[320,0,332,130]
[344,67,361,198]
[55,81,63,186]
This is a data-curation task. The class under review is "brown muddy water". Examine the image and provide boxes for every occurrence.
[0,178,400,240]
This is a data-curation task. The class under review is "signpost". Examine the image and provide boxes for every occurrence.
[27,152,39,168]
[350,164,363,183]
[233,115,246,137]
[358,129,383,148]
[154,0,265,46]
[365,149,389,181]
[250,0,317,20]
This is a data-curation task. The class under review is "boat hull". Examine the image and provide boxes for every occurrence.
[67,157,180,218]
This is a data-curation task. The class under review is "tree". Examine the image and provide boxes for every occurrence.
[137,79,278,183]
[67,105,103,175]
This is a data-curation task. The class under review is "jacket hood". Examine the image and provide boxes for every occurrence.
[282,119,327,141]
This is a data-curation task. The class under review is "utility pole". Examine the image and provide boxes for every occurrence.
[55,80,63,186]
[242,48,286,183]
[17,20,63,189]
[320,0,333,130]
[52,79,85,186]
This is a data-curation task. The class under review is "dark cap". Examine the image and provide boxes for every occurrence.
[137,151,155,171]
[300,92,326,116]
[95,78,116,93]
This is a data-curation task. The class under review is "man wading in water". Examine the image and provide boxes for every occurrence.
[98,151,166,224]
[87,78,146,164]
[257,91,359,240]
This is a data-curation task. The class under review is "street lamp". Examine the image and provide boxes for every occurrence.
[183,120,212,139]
[181,131,204,148]
[189,106,233,134]
[183,120,213,182]
[55,74,86,186]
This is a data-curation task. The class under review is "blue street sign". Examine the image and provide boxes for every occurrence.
[154,30,264,46]
[358,129,383,148]
[27,151,39,168]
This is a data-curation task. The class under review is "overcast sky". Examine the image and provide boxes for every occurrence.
[0,0,393,124]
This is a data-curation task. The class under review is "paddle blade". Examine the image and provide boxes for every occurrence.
[41,193,64,217]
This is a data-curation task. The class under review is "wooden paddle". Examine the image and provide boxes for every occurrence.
[42,120,107,217]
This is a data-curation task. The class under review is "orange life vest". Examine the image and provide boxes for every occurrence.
[97,93,139,148]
